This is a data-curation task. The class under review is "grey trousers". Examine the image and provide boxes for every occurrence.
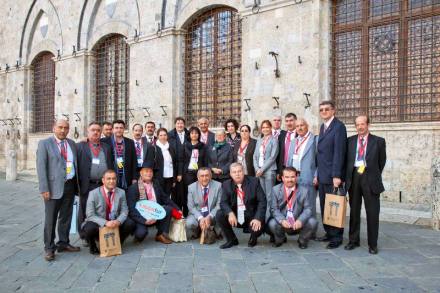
[267,216,318,244]
[44,180,75,252]
[258,170,276,221]
[186,214,220,238]
[299,183,318,218]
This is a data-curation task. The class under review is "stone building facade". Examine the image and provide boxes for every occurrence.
[0,1,439,213]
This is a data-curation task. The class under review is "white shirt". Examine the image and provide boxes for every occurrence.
[157,141,173,178]
[291,132,311,171]
[177,131,185,144]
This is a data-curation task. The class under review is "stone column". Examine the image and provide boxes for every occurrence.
[5,129,17,181]
[432,157,440,230]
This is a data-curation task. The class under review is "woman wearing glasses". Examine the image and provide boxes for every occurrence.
[233,125,257,176]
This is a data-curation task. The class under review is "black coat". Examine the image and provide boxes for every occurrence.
[220,176,267,222]
[207,143,234,180]
[201,131,215,148]
[76,141,113,195]
[168,128,189,157]
[182,141,207,173]
[153,143,181,182]
[101,136,137,187]
[276,130,290,175]
[134,137,156,179]
[345,134,387,195]
[232,138,257,176]
[126,180,179,225]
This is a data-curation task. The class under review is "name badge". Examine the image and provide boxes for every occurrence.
[116,157,124,169]
[292,154,299,162]
[137,158,143,166]
[92,158,100,165]
[237,155,243,163]
[190,162,198,170]
[66,161,73,175]
[201,206,208,213]
[357,164,365,174]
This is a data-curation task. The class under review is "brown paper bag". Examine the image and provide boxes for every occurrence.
[323,193,348,228]
[168,218,187,242]
[199,226,217,245]
[99,226,122,257]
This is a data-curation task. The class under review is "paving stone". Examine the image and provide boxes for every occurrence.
[230,279,257,293]
[303,252,349,270]
[250,271,292,293]
[194,274,230,292]
[366,277,425,291]
[377,248,429,265]
[128,271,159,291]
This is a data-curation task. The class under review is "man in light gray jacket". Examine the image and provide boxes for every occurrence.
[36,119,80,261]
[81,169,135,254]
[268,167,317,249]
[186,168,222,239]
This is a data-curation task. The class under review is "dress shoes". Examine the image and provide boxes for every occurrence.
[298,241,308,249]
[155,234,172,244]
[269,235,275,243]
[344,242,360,250]
[272,242,283,248]
[44,251,55,261]
[369,246,378,254]
[89,245,99,255]
[248,235,258,247]
[220,238,239,249]
[316,235,331,242]
[326,241,342,249]
[57,244,80,253]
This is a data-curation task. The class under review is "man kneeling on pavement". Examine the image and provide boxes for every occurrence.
[127,163,181,244]
[216,163,267,249]
[268,167,317,249]
[186,167,222,239]
[81,169,135,254]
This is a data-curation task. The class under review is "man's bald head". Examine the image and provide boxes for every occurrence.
[296,118,309,137]
[53,119,70,140]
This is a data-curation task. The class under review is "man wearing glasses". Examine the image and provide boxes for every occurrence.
[315,100,347,249]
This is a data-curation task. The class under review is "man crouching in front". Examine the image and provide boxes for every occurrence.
[216,163,267,249]
[81,169,135,254]
[268,167,317,249]
[126,163,181,244]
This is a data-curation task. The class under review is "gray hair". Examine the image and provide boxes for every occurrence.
[229,162,244,172]
[296,118,309,126]
[215,129,226,136]
[197,167,212,176]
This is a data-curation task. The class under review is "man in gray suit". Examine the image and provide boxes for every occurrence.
[36,119,81,261]
[186,167,222,239]
[268,167,317,249]
[81,169,135,254]
[288,118,318,218]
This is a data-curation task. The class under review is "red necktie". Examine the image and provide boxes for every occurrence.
[203,187,209,206]
[60,141,67,161]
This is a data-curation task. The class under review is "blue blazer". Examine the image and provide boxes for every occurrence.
[317,117,347,184]
[288,133,318,186]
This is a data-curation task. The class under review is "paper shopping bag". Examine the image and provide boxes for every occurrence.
[323,192,347,228]
[99,226,122,257]
[168,218,187,242]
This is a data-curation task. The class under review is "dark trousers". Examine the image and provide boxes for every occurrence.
[133,205,173,241]
[78,182,102,238]
[318,183,344,243]
[81,218,135,247]
[349,170,380,248]
[172,179,188,216]
[216,210,264,242]
[43,180,75,252]
[161,177,174,197]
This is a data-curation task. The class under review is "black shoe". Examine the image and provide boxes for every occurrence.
[272,242,283,248]
[344,242,360,250]
[220,239,239,249]
[369,246,378,254]
[326,242,342,249]
[269,235,275,243]
[316,235,331,242]
[298,241,308,249]
[89,245,99,255]
[248,236,258,247]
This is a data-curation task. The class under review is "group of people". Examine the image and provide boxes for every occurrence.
[36,100,386,261]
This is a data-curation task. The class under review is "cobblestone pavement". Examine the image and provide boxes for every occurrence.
[0,179,439,293]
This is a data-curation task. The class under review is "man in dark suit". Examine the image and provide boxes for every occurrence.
[344,115,386,254]
[126,164,181,244]
[145,121,157,145]
[132,123,155,179]
[316,100,347,249]
[198,117,215,147]
[101,120,137,190]
[216,163,267,249]
[76,122,113,238]
[102,121,113,138]
[36,119,81,261]
[276,113,297,182]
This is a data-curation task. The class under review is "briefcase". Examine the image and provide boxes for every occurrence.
[323,188,347,228]
[168,218,187,242]
[99,226,122,257]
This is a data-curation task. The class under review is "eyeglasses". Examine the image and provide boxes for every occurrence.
[240,129,249,132]
[319,107,332,112]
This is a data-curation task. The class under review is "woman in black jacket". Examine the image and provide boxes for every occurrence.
[153,128,181,197]
[182,126,207,185]
[207,129,234,183]
[233,125,257,177]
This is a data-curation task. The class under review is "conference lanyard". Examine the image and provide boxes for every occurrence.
[239,142,249,156]
[89,142,101,158]
[284,186,297,211]
[261,135,272,155]
[294,132,310,155]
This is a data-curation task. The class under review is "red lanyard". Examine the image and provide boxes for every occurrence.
[261,135,272,154]
[144,183,155,201]
[89,142,101,158]
[294,133,310,154]
[358,135,368,157]
[284,186,297,210]
[239,142,249,155]
[101,187,115,220]
[201,133,208,144]
[236,186,245,204]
